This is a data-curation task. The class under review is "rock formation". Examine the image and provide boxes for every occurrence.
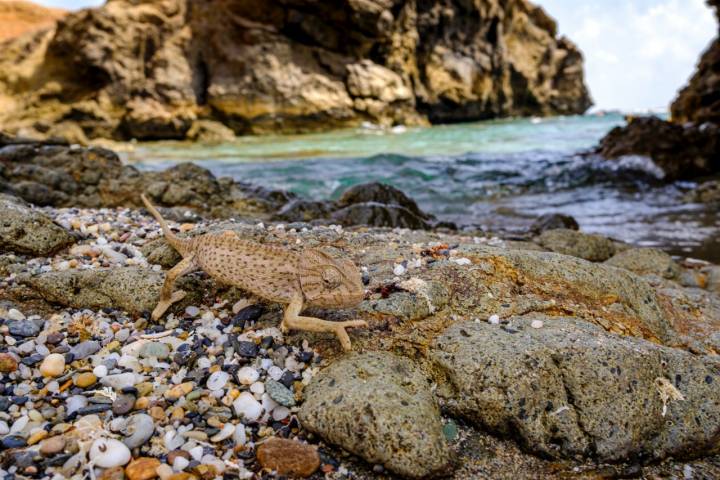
[0,0,66,42]
[598,0,720,180]
[0,0,592,142]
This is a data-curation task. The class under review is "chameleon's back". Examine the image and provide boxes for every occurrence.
[193,232,302,304]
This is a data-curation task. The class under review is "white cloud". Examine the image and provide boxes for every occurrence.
[536,0,716,111]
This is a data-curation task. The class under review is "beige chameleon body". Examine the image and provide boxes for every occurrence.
[141,195,367,350]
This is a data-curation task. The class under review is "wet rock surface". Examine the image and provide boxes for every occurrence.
[431,316,720,461]
[299,352,452,478]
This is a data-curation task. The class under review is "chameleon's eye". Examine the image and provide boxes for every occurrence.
[321,267,341,288]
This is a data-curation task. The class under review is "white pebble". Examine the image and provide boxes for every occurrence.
[207,371,230,391]
[488,314,500,325]
[7,309,25,321]
[89,438,131,468]
[39,354,66,378]
[249,382,265,395]
[531,320,544,329]
[172,456,190,472]
[232,425,246,446]
[272,406,290,421]
[189,445,204,462]
[236,366,259,385]
[0,421,8,435]
[210,423,235,442]
[393,264,406,276]
[267,366,283,381]
[93,365,108,378]
[452,257,472,266]
[233,392,263,421]
[185,306,200,317]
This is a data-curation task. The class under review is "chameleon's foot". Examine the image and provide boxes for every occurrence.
[332,320,368,351]
[151,290,186,321]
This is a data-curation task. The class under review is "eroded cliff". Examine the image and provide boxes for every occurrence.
[0,0,592,141]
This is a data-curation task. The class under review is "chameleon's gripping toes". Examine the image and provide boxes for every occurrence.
[141,194,367,350]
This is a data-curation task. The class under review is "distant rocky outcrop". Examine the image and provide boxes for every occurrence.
[0,0,66,42]
[0,0,591,142]
[597,0,720,180]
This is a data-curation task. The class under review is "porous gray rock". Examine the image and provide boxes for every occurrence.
[299,351,452,478]
[536,228,616,262]
[0,194,74,256]
[605,247,681,279]
[16,266,210,315]
[430,316,720,462]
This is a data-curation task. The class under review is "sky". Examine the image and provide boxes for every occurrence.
[33,0,718,112]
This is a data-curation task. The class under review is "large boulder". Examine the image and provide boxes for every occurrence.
[0,0,591,141]
[299,352,452,478]
[0,193,74,256]
[431,316,720,461]
[597,117,720,180]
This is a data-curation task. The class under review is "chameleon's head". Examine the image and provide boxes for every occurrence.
[299,249,365,308]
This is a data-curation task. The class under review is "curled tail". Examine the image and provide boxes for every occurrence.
[140,194,193,256]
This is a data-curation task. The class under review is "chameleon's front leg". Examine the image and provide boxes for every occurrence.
[151,255,196,321]
[283,295,367,351]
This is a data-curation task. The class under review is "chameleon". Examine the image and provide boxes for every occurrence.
[141,194,367,350]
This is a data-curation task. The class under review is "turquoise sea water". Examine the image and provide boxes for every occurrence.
[125,113,720,262]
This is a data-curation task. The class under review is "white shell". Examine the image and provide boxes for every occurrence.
[210,423,235,442]
[89,438,131,468]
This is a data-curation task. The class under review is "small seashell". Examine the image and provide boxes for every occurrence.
[89,438,131,468]
[210,423,235,442]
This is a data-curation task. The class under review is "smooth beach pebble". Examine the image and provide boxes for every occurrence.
[233,392,263,421]
[89,438,131,468]
[125,457,161,480]
[531,320,544,329]
[74,372,98,388]
[93,365,109,377]
[0,353,18,373]
[39,353,65,377]
[39,435,66,456]
[123,413,155,449]
[237,366,259,385]
[206,371,230,391]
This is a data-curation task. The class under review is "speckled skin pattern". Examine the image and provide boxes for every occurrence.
[141,195,366,350]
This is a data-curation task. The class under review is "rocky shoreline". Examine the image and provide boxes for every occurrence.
[1,138,720,479]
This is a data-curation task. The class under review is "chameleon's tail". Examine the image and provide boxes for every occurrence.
[140,194,192,256]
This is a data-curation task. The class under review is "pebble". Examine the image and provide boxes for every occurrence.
[39,353,66,377]
[7,308,25,321]
[393,263,407,276]
[199,369,228,390]
[101,372,138,390]
[94,364,109,377]
[266,379,296,407]
[164,382,194,400]
[237,366,259,385]
[531,319,544,329]
[139,341,171,359]
[125,457,161,480]
[98,466,125,480]
[2,435,28,449]
[210,423,235,442]
[233,392,263,421]
[123,414,155,449]
[74,372,98,388]
[39,435,66,456]
[71,340,101,359]
[185,306,200,317]
[235,340,258,358]
[90,438,132,468]
[256,437,321,478]
[0,353,18,373]
[112,394,135,415]
[488,314,500,325]
[8,320,40,337]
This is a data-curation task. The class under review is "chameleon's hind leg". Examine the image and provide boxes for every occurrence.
[282,295,367,351]
[151,255,196,321]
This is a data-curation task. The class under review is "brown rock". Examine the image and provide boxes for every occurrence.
[0,0,66,42]
[0,0,591,141]
[39,435,66,456]
[0,353,18,373]
[166,450,190,465]
[256,438,320,478]
[125,457,161,480]
[74,372,97,388]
